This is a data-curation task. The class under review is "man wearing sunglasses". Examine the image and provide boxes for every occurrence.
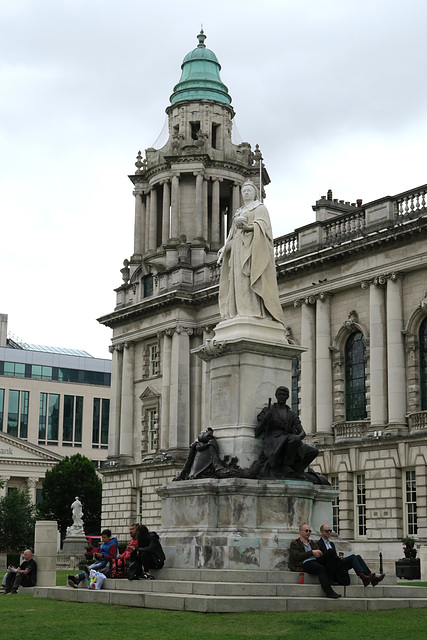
[289,523,342,599]
[317,524,385,587]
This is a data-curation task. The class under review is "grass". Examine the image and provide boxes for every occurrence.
[1,571,427,640]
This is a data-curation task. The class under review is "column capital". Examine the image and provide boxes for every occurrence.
[123,340,135,349]
[26,477,38,489]
[388,270,405,282]
[193,170,205,177]
[294,295,316,308]
[318,291,333,302]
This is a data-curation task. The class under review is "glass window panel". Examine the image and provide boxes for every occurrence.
[7,389,19,437]
[47,394,59,441]
[0,388,4,431]
[92,398,100,444]
[75,396,83,443]
[420,318,427,410]
[20,391,29,439]
[39,393,47,440]
[101,399,109,445]
[345,332,367,421]
[63,395,74,442]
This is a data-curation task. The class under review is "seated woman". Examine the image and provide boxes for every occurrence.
[128,525,165,580]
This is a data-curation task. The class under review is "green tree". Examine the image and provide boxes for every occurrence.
[0,489,36,552]
[37,453,102,537]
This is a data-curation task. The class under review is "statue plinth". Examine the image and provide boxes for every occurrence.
[192,317,307,468]
[157,478,338,570]
[62,535,87,555]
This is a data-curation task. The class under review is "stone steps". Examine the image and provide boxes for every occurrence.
[33,570,427,612]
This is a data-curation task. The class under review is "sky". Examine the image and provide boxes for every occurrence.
[2,0,427,359]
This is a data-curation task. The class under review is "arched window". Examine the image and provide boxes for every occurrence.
[420,317,427,410]
[345,331,367,421]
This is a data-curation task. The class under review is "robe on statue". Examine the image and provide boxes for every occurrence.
[218,199,284,324]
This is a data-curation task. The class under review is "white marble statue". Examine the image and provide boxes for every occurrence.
[217,181,285,324]
[66,496,85,537]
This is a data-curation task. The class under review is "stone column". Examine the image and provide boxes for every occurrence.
[367,278,387,427]
[133,190,145,256]
[316,293,333,439]
[211,179,221,244]
[144,191,150,254]
[0,476,9,498]
[386,273,407,432]
[149,187,158,250]
[26,477,38,504]
[168,327,190,453]
[108,344,122,459]
[161,180,171,244]
[202,177,208,240]
[231,182,240,236]
[299,297,316,435]
[119,341,135,461]
[190,331,203,444]
[194,171,204,238]
[170,174,180,238]
[34,520,58,586]
[159,330,172,451]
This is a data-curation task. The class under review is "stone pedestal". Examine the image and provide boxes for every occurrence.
[34,520,58,587]
[62,536,87,555]
[157,478,337,570]
[192,316,306,467]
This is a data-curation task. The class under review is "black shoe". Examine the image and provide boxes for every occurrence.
[67,575,78,588]
[326,590,341,599]
[83,566,90,577]
[371,573,385,587]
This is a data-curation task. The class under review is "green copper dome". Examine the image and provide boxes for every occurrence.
[170,30,231,106]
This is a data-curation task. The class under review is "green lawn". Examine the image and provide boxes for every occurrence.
[1,571,427,640]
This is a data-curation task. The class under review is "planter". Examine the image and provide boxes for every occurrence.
[395,558,421,580]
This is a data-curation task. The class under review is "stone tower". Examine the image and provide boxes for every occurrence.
[98,32,273,530]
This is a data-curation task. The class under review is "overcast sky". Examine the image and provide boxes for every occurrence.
[2,0,427,359]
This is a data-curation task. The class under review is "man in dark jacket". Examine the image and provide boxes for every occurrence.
[129,524,165,580]
[256,387,318,479]
[318,524,384,587]
[4,548,37,594]
[289,524,341,599]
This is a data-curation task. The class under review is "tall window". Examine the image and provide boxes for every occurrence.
[355,473,366,536]
[143,341,159,378]
[404,469,418,536]
[329,475,340,534]
[420,318,427,410]
[345,332,367,420]
[39,393,60,444]
[137,489,143,522]
[63,395,83,446]
[0,388,4,431]
[7,390,29,439]
[291,357,299,414]
[148,409,158,452]
[92,398,109,448]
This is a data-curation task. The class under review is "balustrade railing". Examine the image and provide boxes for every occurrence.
[396,187,427,218]
[407,410,427,433]
[323,210,366,244]
[333,420,369,441]
[273,183,427,261]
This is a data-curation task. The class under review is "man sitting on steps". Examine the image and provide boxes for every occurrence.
[317,523,385,587]
[289,523,342,599]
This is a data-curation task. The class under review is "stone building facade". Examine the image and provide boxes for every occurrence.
[99,31,427,563]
